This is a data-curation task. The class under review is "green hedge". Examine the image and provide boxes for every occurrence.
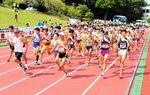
[82,18,93,21]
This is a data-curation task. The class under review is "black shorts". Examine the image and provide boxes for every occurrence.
[15,52,23,61]
[69,44,75,49]
[9,43,14,50]
[77,40,82,43]
[86,46,93,51]
[58,53,67,58]
[95,42,98,47]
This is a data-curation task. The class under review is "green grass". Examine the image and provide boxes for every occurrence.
[0,6,68,27]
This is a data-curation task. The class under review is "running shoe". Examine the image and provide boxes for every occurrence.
[35,61,40,65]
[101,71,104,76]
[39,62,43,65]
[98,61,101,68]
[25,64,29,69]
[119,72,122,78]
[82,53,84,56]
[64,73,68,78]
[20,64,23,69]
[98,65,101,68]
[7,59,10,62]
[86,62,90,66]
[24,67,27,74]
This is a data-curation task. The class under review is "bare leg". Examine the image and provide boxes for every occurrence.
[60,58,67,76]
[7,50,14,62]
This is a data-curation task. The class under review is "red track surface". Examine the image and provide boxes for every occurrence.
[0,30,149,95]
[141,41,150,95]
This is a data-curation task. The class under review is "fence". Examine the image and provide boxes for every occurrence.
[0,27,36,46]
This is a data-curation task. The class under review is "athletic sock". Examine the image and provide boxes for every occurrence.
[36,55,39,62]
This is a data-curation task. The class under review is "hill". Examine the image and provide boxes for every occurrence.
[0,6,68,27]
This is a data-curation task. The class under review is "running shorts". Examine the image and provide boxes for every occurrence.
[9,43,14,51]
[86,45,93,51]
[42,45,51,50]
[15,52,23,61]
[58,53,67,59]
[33,42,40,48]
[118,50,127,56]
[99,49,109,56]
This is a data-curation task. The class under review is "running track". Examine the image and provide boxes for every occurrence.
[0,29,149,95]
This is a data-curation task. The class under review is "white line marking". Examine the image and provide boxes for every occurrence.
[0,54,33,66]
[0,54,81,91]
[81,57,118,95]
[0,56,52,76]
[0,49,33,58]
[0,65,57,91]
[125,36,148,95]
[35,56,97,95]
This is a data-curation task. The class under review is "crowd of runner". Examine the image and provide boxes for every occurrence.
[6,22,146,78]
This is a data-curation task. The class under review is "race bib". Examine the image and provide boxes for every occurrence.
[70,42,74,45]
[120,43,126,48]
[87,43,92,46]
[102,43,109,48]
[58,47,65,52]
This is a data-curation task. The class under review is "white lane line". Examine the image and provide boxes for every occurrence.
[0,65,57,91]
[0,54,33,66]
[0,54,81,91]
[0,56,52,76]
[81,57,118,95]
[35,56,98,95]
[0,49,33,58]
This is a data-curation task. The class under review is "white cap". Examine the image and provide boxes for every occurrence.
[18,28,23,31]
[58,32,64,36]
[88,29,92,32]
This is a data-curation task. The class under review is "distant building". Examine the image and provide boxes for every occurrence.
[142,6,150,20]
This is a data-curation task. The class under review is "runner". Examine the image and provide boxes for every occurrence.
[93,28,101,57]
[75,26,82,54]
[52,32,68,77]
[98,31,110,76]
[19,29,29,69]
[67,29,75,65]
[132,28,140,50]
[10,29,27,74]
[7,26,15,62]
[31,27,41,65]
[85,30,94,66]
[40,28,52,64]
[117,30,129,78]
[51,33,59,57]
[80,27,88,56]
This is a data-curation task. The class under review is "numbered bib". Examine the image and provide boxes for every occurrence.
[58,47,65,52]
[102,43,109,48]
[120,43,126,49]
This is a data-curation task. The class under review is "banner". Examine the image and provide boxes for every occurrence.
[0,27,35,39]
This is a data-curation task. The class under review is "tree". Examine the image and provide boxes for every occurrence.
[85,11,94,18]
[67,5,80,17]
[2,0,15,7]
[76,4,89,16]
[0,0,3,3]
[95,0,147,22]
[44,0,66,15]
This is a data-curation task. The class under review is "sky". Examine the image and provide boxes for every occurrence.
[146,0,150,4]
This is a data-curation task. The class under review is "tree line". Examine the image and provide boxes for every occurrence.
[1,0,148,22]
